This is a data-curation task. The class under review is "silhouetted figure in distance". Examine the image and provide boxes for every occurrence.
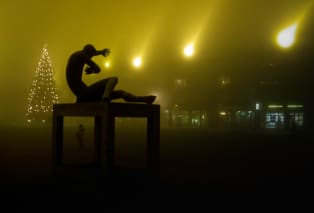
[66,44,156,103]
[76,124,85,149]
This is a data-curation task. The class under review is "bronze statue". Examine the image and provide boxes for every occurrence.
[66,44,156,103]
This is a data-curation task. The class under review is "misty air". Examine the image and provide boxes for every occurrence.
[1,0,314,210]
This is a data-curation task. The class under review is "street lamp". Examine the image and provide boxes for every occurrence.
[183,43,194,57]
[277,23,298,48]
[132,56,142,68]
[104,62,110,68]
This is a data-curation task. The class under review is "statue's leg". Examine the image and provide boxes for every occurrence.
[109,90,136,101]
[77,78,118,102]
[110,90,156,104]
[102,77,118,100]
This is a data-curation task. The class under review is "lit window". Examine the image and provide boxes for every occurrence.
[255,103,260,110]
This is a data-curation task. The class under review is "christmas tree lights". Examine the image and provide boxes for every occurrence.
[26,44,59,124]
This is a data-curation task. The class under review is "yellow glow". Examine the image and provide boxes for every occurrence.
[287,104,304,109]
[220,111,226,116]
[268,105,283,109]
[184,44,194,57]
[105,62,110,68]
[277,23,298,48]
[133,57,142,68]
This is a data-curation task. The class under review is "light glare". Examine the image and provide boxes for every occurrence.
[105,62,110,68]
[220,111,226,116]
[268,105,284,109]
[184,44,194,57]
[287,105,304,108]
[133,57,142,68]
[277,23,298,48]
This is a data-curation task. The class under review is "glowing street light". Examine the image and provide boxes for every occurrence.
[220,111,226,116]
[183,43,194,57]
[133,56,142,68]
[277,23,298,48]
[104,62,110,68]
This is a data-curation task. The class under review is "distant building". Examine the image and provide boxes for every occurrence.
[160,73,307,132]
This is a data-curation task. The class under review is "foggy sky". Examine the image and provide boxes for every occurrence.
[1,0,313,124]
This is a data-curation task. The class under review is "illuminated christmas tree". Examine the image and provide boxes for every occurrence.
[26,44,59,124]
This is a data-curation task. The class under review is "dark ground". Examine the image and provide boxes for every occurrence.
[0,124,313,210]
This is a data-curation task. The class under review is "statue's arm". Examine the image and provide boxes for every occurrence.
[85,58,100,74]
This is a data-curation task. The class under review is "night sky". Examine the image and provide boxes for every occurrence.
[1,0,313,124]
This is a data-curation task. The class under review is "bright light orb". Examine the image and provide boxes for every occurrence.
[133,57,142,68]
[277,24,298,48]
[184,44,194,57]
[104,62,110,68]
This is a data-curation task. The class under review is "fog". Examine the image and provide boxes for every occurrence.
[1,0,313,124]
[1,1,314,209]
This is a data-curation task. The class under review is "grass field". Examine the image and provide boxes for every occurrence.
[0,124,313,209]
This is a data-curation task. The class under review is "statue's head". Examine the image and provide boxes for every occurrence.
[83,44,96,57]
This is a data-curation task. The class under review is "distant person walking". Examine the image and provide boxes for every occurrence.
[66,44,156,103]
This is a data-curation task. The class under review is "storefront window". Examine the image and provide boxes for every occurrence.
[289,112,304,128]
[265,112,285,129]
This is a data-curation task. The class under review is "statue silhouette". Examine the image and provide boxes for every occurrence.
[66,44,156,103]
